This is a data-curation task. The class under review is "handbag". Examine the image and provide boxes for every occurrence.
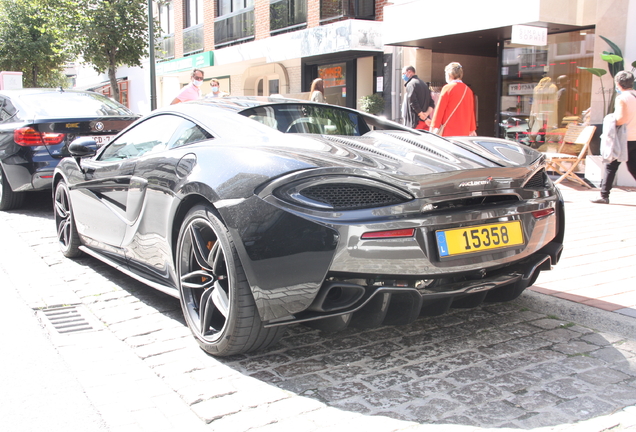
[437,85,468,136]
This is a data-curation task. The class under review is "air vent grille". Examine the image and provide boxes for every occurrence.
[300,184,407,210]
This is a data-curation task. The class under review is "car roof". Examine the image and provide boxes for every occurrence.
[0,88,101,97]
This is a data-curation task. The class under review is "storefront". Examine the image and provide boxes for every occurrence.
[500,29,596,148]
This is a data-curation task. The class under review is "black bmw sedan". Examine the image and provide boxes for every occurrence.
[0,88,139,210]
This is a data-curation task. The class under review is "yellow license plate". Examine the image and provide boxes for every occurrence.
[436,221,524,257]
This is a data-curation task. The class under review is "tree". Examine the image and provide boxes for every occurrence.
[0,0,71,87]
[75,0,152,102]
[39,0,154,102]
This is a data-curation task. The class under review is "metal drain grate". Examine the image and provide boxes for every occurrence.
[38,306,96,334]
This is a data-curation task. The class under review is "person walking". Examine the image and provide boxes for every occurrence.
[206,79,228,98]
[171,69,204,104]
[401,66,434,129]
[431,62,477,137]
[310,78,325,103]
[591,70,636,204]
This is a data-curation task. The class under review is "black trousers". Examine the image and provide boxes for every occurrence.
[600,141,636,198]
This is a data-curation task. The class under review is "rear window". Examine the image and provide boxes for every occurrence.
[17,91,135,117]
[240,104,370,136]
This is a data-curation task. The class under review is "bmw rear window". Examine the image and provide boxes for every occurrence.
[17,92,135,118]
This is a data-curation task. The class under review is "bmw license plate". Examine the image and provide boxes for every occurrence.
[436,221,524,257]
[86,135,115,148]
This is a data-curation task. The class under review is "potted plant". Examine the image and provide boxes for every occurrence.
[578,36,636,155]
[359,93,385,115]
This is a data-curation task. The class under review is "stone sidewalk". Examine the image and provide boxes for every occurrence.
[1,188,635,431]
[529,183,636,318]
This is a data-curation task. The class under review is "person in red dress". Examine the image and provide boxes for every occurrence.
[431,62,477,137]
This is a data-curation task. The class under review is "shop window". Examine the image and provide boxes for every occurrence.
[318,63,346,106]
[499,30,594,150]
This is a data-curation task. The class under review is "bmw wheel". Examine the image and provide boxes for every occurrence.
[176,204,284,356]
[0,166,25,211]
[54,180,82,258]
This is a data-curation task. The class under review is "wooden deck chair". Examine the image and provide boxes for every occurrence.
[543,124,596,188]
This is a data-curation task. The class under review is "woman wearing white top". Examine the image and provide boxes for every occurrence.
[592,71,636,204]
[310,78,325,103]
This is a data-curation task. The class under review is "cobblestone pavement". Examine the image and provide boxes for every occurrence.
[1,191,635,431]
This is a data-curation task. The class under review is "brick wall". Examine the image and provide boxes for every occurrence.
[308,0,320,28]
[203,0,215,50]
[174,0,184,58]
[376,0,388,21]
[255,0,271,40]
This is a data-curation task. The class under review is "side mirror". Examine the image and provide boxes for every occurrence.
[69,137,98,158]
[69,137,97,173]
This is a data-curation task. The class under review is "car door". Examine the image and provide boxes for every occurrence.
[121,116,213,287]
[70,115,182,260]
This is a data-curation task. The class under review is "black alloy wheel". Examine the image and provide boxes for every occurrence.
[0,166,25,211]
[176,204,284,356]
[54,180,82,258]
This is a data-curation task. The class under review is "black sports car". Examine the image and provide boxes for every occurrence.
[53,97,564,356]
[0,88,139,210]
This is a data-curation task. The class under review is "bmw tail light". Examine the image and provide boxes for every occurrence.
[14,127,65,146]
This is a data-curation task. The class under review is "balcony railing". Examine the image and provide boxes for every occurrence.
[320,0,375,23]
[183,24,204,56]
[157,34,175,60]
[270,0,307,35]
[215,8,255,48]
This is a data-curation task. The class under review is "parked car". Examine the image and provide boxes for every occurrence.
[53,97,564,356]
[0,88,139,210]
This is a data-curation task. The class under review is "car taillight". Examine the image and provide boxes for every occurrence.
[14,127,65,146]
[532,208,554,219]
[361,228,416,239]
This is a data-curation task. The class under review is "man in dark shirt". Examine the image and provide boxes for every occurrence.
[401,66,434,129]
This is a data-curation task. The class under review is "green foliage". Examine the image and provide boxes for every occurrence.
[0,0,72,87]
[67,0,154,101]
[359,93,385,115]
[578,35,630,116]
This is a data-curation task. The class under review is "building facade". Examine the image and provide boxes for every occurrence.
[154,0,388,112]
[75,0,636,148]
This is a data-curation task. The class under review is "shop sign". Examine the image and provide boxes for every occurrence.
[511,25,547,46]
[509,83,537,95]
[155,51,214,75]
[319,64,346,88]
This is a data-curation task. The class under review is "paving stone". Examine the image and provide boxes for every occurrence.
[552,340,600,355]
[361,369,416,390]
[406,398,462,422]
[577,366,631,385]
[506,389,563,411]
[556,395,616,421]
[273,358,329,378]
[315,381,371,401]
[359,389,413,409]
[543,377,593,399]
[402,377,456,397]
[448,382,503,405]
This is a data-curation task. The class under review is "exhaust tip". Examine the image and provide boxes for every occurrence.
[308,282,365,312]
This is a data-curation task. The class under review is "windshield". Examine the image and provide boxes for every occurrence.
[17,91,135,117]
[240,104,373,136]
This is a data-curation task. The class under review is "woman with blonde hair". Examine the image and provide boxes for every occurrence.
[430,62,477,137]
[310,78,325,103]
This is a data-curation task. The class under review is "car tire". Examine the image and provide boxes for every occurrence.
[176,204,284,356]
[0,165,25,211]
[54,180,83,258]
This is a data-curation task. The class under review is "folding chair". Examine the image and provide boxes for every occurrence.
[543,124,596,188]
